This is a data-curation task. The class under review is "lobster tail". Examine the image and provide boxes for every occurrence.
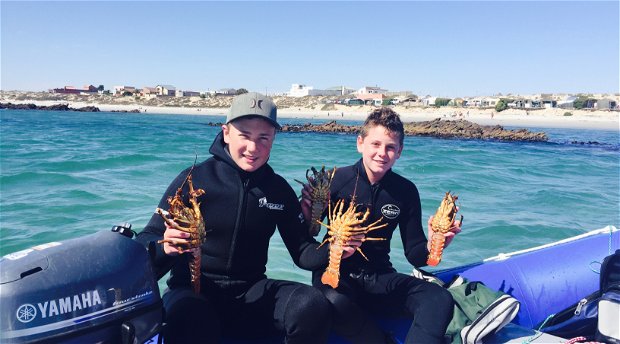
[427,192,460,267]
[190,249,202,293]
[426,232,446,266]
[321,269,340,289]
[310,201,326,236]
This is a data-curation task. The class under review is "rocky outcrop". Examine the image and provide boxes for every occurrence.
[0,102,100,112]
[280,119,548,142]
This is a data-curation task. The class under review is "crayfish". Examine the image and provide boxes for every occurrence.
[296,166,336,236]
[318,197,387,288]
[156,170,206,294]
[426,192,462,266]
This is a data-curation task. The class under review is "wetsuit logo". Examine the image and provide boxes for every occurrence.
[381,204,400,219]
[258,197,284,211]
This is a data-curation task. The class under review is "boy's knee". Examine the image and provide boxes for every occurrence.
[434,286,455,312]
[284,286,332,339]
[163,290,219,343]
[289,286,332,319]
[411,283,454,315]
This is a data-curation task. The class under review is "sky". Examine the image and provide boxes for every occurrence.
[1,1,618,97]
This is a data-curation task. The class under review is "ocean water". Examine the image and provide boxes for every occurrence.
[1,109,619,288]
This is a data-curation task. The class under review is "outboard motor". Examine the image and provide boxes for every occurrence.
[0,224,163,343]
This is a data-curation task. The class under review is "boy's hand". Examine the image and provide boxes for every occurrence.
[341,233,365,259]
[161,221,191,256]
[300,183,313,223]
[426,210,463,252]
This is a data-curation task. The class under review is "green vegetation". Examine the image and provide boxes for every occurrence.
[495,99,509,112]
[564,112,573,116]
[236,88,248,95]
[573,95,596,109]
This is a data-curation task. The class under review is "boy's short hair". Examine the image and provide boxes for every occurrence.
[359,107,404,146]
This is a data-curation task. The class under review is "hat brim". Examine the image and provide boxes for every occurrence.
[227,114,281,130]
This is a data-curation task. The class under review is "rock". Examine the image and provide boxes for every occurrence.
[0,102,100,112]
[279,118,548,142]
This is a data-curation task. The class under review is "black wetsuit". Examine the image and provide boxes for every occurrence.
[312,159,454,344]
[136,132,331,344]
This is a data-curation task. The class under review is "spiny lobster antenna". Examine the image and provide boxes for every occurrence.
[351,171,360,205]
[180,153,199,191]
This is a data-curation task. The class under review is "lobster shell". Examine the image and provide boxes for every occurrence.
[427,192,461,266]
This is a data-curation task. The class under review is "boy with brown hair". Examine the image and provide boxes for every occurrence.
[301,107,462,343]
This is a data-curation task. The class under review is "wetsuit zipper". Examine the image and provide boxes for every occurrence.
[370,183,381,224]
[227,177,249,274]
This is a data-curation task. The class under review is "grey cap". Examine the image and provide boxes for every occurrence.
[226,92,280,129]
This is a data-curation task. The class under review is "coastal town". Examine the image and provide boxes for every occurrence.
[1,83,618,133]
[2,82,618,112]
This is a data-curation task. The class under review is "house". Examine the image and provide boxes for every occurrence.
[156,85,176,96]
[557,96,577,109]
[328,86,356,96]
[596,99,617,110]
[113,86,137,96]
[481,97,500,107]
[399,96,422,107]
[288,84,347,97]
[357,86,388,96]
[541,98,557,108]
[289,84,314,97]
[420,96,437,107]
[53,85,98,94]
[213,88,237,96]
[356,92,386,105]
[141,87,158,99]
[448,98,464,107]
[175,90,201,97]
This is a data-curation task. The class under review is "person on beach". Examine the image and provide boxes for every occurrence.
[136,92,361,343]
[300,107,462,344]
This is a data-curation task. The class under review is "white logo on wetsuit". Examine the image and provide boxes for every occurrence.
[258,197,284,211]
[381,204,400,219]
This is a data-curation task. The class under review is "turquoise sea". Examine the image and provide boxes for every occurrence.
[1,109,619,288]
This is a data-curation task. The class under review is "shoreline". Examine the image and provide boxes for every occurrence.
[2,98,618,131]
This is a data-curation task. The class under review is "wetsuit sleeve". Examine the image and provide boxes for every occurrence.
[134,173,186,279]
[277,185,329,271]
[399,185,430,267]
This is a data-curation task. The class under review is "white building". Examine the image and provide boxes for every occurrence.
[357,86,388,95]
[289,84,315,97]
[288,84,351,97]
[156,85,176,96]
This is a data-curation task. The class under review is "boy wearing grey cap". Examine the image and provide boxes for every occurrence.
[136,92,360,343]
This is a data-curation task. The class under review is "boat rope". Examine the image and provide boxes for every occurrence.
[563,336,605,344]
[588,227,615,274]
[521,313,555,344]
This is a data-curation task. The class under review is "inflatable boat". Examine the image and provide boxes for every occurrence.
[1,225,617,343]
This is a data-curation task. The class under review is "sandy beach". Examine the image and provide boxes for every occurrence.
[1,91,618,130]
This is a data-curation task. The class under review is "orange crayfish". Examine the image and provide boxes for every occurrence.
[156,170,206,294]
[318,197,387,288]
[426,192,462,266]
[296,166,336,236]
